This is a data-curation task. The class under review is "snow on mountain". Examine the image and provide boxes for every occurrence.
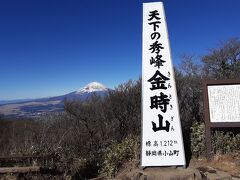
[0,82,110,118]
[65,82,109,101]
[75,82,108,94]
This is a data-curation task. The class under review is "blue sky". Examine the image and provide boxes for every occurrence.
[0,0,240,100]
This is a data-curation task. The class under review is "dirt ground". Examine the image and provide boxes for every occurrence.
[114,153,240,180]
[1,154,239,180]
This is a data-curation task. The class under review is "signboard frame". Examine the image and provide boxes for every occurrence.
[203,79,240,158]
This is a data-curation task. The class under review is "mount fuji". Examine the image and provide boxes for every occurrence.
[64,82,109,101]
[0,82,110,118]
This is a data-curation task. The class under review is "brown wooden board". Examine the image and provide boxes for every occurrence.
[202,79,240,159]
[0,155,53,160]
[0,166,40,174]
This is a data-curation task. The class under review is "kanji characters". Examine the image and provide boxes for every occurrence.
[152,114,170,132]
[148,70,170,90]
[150,92,170,113]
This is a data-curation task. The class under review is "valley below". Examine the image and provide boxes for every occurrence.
[0,82,109,118]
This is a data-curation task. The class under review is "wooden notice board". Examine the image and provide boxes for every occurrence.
[202,79,240,158]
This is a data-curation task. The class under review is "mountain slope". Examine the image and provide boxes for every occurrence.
[0,82,110,118]
[64,82,109,101]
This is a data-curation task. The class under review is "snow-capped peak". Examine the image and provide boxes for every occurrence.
[76,82,108,94]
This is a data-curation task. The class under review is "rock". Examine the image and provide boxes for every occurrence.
[197,166,233,180]
[125,167,202,180]
[235,160,240,167]
[114,158,240,180]
[206,172,232,180]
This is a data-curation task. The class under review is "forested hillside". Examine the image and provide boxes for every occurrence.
[0,38,240,179]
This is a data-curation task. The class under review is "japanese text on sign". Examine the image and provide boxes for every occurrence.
[141,2,185,167]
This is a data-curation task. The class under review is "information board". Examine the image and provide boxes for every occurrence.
[141,2,185,167]
[208,85,240,123]
[203,79,240,158]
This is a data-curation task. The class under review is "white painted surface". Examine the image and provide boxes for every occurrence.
[141,2,185,166]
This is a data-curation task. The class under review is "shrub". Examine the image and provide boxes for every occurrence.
[70,157,99,179]
[212,130,240,154]
[190,121,206,157]
[191,121,240,157]
[100,135,140,177]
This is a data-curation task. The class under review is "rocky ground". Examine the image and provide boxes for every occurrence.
[1,154,239,180]
[111,154,240,180]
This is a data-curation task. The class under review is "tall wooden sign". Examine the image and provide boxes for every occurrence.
[141,2,185,167]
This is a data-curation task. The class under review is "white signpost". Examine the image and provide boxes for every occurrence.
[141,2,185,167]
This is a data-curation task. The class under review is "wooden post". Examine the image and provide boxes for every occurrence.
[203,79,213,160]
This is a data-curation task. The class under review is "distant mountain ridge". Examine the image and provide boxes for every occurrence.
[0,82,110,118]
[0,99,34,105]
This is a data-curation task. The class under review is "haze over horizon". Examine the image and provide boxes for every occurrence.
[0,81,109,101]
[0,81,108,102]
[1,0,240,100]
